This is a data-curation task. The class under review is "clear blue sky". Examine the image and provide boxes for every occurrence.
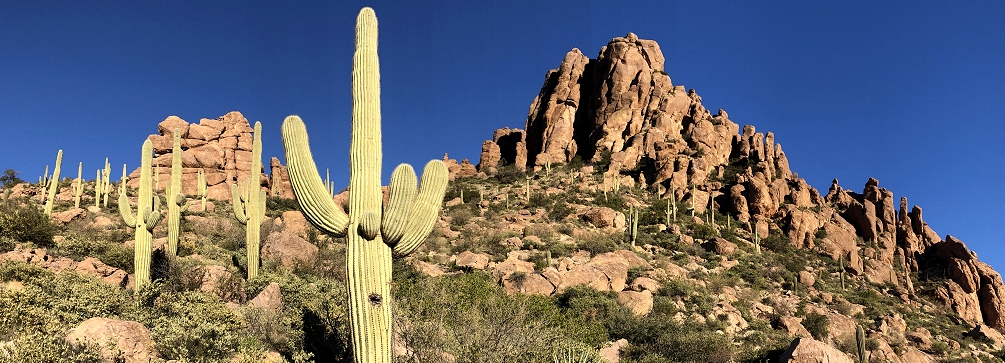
[2,1,1004,269]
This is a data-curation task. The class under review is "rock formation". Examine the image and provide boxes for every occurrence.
[475,33,1005,334]
[127,111,293,200]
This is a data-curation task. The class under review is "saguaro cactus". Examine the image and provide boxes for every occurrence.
[231,122,266,279]
[166,129,189,255]
[44,150,63,215]
[102,158,111,207]
[855,324,867,363]
[119,141,163,290]
[627,205,639,246]
[72,162,83,208]
[94,169,103,208]
[197,169,207,211]
[280,8,449,362]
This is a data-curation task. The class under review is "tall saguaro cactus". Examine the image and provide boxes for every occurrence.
[72,162,83,208]
[231,121,266,279]
[197,170,207,211]
[119,141,163,290]
[102,158,111,207]
[44,150,64,215]
[281,8,449,363]
[166,129,189,255]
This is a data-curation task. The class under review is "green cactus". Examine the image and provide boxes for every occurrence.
[43,150,63,215]
[754,229,761,254]
[280,8,449,362]
[856,324,867,363]
[41,165,49,188]
[119,140,163,290]
[102,158,111,207]
[94,169,102,208]
[231,121,266,279]
[166,129,189,255]
[627,205,639,246]
[197,169,207,212]
[72,162,83,209]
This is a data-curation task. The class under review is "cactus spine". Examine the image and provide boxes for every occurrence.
[166,129,189,255]
[44,150,63,215]
[280,8,449,362]
[197,169,207,211]
[72,162,83,208]
[119,141,162,290]
[231,122,266,279]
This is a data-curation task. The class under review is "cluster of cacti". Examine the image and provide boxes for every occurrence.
[231,121,266,279]
[280,8,449,361]
[627,205,639,246]
[856,324,867,363]
[325,168,335,197]
[39,165,49,187]
[43,150,63,215]
[72,162,83,208]
[197,169,207,211]
[165,129,190,255]
[119,140,163,290]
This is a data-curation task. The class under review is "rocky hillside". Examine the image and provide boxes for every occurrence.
[0,33,1003,363]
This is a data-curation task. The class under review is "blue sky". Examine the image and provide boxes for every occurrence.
[2,1,1004,269]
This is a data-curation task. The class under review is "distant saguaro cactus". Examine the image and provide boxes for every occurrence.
[280,8,449,363]
[43,150,63,215]
[856,324,867,363]
[119,141,163,290]
[166,129,189,255]
[231,121,266,279]
[101,158,111,207]
[72,162,83,209]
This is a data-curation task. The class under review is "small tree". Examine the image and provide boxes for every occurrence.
[0,169,23,188]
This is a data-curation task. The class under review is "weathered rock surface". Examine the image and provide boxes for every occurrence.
[779,338,853,363]
[65,317,159,363]
[262,231,319,269]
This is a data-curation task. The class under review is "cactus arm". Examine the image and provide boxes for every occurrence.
[146,210,162,232]
[381,164,417,245]
[231,183,248,224]
[392,160,448,257]
[359,210,380,240]
[119,194,137,227]
[281,116,350,236]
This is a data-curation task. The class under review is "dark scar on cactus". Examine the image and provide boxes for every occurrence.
[369,293,383,306]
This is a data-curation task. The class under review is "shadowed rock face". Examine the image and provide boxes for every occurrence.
[476,32,1005,334]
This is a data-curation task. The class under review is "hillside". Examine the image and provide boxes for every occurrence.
[0,33,1002,363]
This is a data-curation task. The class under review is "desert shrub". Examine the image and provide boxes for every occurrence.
[395,269,598,363]
[0,202,55,247]
[0,331,109,363]
[265,197,299,217]
[447,206,475,227]
[577,232,617,256]
[803,312,829,340]
[524,224,554,241]
[690,223,716,240]
[619,321,734,363]
[493,164,526,184]
[137,289,243,362]
[0,169,24,188]
[549,201,576,221]
[56,234,134,273]
[0,236,15,253]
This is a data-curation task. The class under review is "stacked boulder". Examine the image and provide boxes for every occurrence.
[128,111,287,200]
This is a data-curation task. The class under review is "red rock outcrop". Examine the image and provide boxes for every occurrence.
[129,111,269,200]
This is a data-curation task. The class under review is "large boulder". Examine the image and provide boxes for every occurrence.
[262,231,319,269]
[779,338,853,363]
[582,207,626,229]
[65,318,159,363]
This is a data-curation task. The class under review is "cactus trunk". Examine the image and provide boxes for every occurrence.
[119,141,162,290]
[231,122,265,279]
[166,129,183,255]
[280,8,448,362]
[73,162,83,209]
[44,150,63,215]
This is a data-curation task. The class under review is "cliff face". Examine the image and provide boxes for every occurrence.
[479,33,1005,333]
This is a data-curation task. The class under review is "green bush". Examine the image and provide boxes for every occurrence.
[138,290,243,362]
[0,202,56,247]
[803,312,829,340]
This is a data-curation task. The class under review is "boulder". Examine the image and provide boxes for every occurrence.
[701,237,737,256]
[582,207,626,229]
[779,338,853,363]
[262,231,319,269]
[51,208,86,225]
[599,339,628,363]
[249,282,283,313]
[454,251,490,270]
[65,318,159,363]
[617,290,653,316]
